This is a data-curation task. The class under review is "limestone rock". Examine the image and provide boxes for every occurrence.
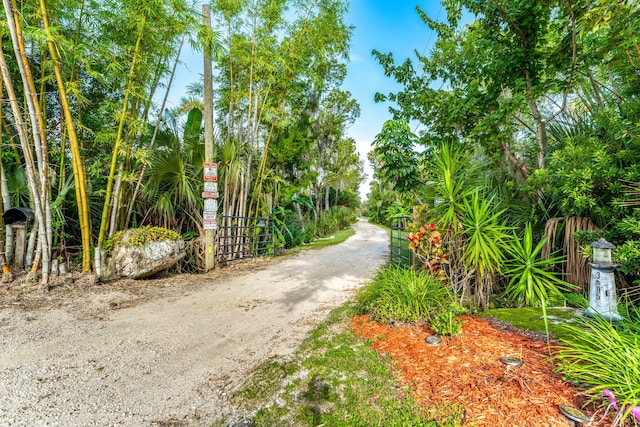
[109,230,185,279]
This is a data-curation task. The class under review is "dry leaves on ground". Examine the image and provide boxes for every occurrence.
[352,315,617,427]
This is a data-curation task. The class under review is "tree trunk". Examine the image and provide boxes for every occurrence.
[529,99,548,170]
[108,162,125,238]
[324,186,330,211]
[0,161,12,282]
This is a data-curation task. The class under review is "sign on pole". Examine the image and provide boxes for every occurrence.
[203,4,216,271]
[204,162,217,182]
[204,199,218,212]
[203,212,218,230]
[203,181,219,199]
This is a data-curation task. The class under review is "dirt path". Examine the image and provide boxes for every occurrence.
[0,219,388,426]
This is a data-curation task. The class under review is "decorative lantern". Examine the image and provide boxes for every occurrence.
[584,239,622,321]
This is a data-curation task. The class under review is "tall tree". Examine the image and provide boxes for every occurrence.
[374,0,579,181]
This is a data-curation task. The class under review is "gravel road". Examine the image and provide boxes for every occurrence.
[0,219,388,426]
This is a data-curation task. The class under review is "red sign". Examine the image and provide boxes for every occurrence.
[204,162,217,182]
[202,191,220,199]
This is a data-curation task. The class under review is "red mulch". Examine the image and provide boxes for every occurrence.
[351,315,615,427]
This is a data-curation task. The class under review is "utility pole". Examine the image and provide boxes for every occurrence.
[203,4,216,271]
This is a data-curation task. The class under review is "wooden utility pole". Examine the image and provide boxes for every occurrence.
[203,4,216,271]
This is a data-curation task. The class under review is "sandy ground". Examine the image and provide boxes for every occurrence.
[0,219,388,426]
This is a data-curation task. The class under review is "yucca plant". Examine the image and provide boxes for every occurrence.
[356,264,454,324]
[554,315,640,424]
[503,223,574,340]
[430,142,476,233]
[459,191,510,309]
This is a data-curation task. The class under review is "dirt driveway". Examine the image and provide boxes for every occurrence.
[0,219,388,426]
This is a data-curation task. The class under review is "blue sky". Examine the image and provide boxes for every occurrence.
[342,1,442,196]
[168,1,443,198]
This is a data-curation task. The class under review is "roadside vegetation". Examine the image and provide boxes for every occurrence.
[226,262,640,426]
[4,0,640,424]
[359,1,640,424]
[229,1,640,421]
[221,303,463,427]
[0,0,362,284]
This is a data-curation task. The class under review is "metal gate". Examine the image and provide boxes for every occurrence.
[217,216,274,264]
[390,216,413,268]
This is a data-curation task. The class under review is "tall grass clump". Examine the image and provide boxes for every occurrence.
[554,314,640,420]
[357,264,453,324]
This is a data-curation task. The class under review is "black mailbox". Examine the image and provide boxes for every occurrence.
[3,207,35,226]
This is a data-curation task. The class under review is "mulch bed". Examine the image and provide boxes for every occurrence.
[352,314,615,427]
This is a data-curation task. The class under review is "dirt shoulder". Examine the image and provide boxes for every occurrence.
[0,219,388,426]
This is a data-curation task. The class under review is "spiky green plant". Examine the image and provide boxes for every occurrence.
[430,142,475,233]
[459,191,510,309]
[503,223,574,340]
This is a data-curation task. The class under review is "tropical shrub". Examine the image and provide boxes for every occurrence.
[503,223,574,338]
[356,264,454,324]
[613,240,640,277]
[458,192,510,310]
[429,303,466,337]
[317,206,356,236]
[318,210,339,235]
[406,223,448,278]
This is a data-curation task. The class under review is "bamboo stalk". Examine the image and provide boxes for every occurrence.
[39,0,92,271]
[95,13,146,276]
[2,0,51,288]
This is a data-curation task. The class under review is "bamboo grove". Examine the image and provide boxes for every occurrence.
[0,0,364,287]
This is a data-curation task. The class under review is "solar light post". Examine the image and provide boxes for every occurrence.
[584,238,622,321]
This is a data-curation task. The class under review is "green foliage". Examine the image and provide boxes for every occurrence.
[573,229,640,278]
[572,230,604,248]
[372,119,423,194]
[613,240,640,277]
[384,204,411,223]
[429,303,466,337]
[323,206,356,231]
[503,223,574,339]
[363,179,401,225]
[356,264,454,324]
[531,116,640,224]
[272,205,355,249]
[459,192,509,279]
[3,165,29,210]
[554,315,640,420]
[271,206,305,249]
[562,293,589,309]
[503,224,572,307]
[430,142,476,233]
